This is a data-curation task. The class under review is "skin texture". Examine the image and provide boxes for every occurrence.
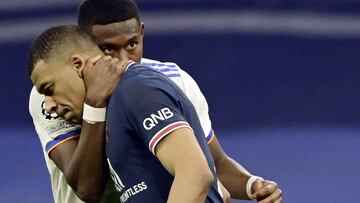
[32,59,86,123]
[156,128,214,203]
[90,18,144,63]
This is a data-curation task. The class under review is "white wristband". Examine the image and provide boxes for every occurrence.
[82,103,107,124]
[246,176,264,199]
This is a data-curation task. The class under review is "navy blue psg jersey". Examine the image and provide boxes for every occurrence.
[106,63,223,203]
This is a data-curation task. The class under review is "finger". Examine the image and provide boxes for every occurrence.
[258,195,282,203]
[274,197,282,203]
[103,55,112,61]
[250,179,263,199]
[83,55,103,77]
[111,58,119,63]
[115,60,131,75]
[252,179,264,192]
[253,183,277,199]
[87,55,102,65]
[95,55,112,66]
[257,188,282,203]
[110,58,119,72]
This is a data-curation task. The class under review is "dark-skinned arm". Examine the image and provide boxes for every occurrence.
[209,133,252,199]
[49,56,128,202]
[209,132,282,202]
[49,121,108,203]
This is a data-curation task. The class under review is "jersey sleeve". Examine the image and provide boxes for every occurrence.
[141,58,214,143]
[178,69,214,143]
[29,87,81,155]
[124,78,192,155]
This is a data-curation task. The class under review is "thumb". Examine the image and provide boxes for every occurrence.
[87,55,102,65]
[251,179,263,199]
[116,60,133,75]
[82,55,102,77]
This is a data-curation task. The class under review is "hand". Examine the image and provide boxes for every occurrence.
[251,179,282,203]
[82,55,129,107]
[219,181,231,203]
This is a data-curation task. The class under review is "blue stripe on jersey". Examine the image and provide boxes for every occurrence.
[45,129,81,152]
[165,73,181,78]
[142,61,180,77]
[206,130,214,142]
[157,68,179,73]
[142,62,177,68]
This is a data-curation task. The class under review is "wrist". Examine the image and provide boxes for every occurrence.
[246,176,264,199]
[82,103,107,124]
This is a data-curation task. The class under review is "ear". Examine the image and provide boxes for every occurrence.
[140,22,145,37]
[70,54,86,78]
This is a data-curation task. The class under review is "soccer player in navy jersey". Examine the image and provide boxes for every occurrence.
[77,1,281,202]
[28,25,224,203]
[28,0,281,202]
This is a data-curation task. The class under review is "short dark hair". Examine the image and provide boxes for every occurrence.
[27,25,98,75]
[78,0,141,31]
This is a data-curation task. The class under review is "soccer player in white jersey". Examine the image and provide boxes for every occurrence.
[28,0,282,202]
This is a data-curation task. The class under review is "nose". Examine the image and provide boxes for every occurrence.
[44,96,57,113]
[114,49,130,62]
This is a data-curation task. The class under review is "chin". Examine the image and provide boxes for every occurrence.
[71,117,82,124]
[64,114,82,124]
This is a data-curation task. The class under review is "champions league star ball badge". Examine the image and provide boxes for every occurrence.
[41,101,59,120]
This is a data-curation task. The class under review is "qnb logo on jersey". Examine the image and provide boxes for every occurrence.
[143,108,174,130]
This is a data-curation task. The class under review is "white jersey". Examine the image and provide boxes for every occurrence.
[29,89,83,203]
[28,58,213,203]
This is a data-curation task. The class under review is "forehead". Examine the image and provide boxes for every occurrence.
[91,18,140,43]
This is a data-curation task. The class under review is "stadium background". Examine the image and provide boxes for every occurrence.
[1,0,360,202]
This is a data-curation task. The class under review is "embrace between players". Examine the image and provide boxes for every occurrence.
[28,0,282,202]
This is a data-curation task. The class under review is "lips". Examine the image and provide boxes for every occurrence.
[56,107,71,121]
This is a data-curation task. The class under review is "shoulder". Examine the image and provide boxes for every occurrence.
[114,64,181,108]
[123,63,172,89]
[141,58,183,77]
[141,58,181,69]
[29,86,43,118]
[141,58,199,87]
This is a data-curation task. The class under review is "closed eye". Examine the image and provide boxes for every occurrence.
[43,85,54,96]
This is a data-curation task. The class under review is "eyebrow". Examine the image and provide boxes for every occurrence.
[101,34,139,46]
[128,34,138,41]
[123,35,139,46]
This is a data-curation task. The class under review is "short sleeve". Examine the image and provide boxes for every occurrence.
[177,70,214,143]
[140,59,214,142]
[124,78,192,155]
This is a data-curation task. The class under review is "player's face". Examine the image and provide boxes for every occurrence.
[31,60,86,124]
[90,18,144,63]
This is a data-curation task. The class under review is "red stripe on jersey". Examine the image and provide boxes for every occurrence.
[149,121,191,154]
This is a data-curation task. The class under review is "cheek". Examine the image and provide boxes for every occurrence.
[64,77,86,105]
[71,80,86,103]
[133,47,143,62]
